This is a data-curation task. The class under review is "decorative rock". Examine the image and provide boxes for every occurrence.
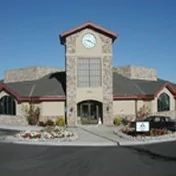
[6,127,78,142]
[114,128,176,142]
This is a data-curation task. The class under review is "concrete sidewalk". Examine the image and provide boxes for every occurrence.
[0,125,119,146]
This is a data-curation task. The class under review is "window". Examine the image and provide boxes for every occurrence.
[0,96,16,115]
[77,58,101,87]
[157,93,170,112]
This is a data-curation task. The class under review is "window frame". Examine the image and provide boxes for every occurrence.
[157,93,170,112]
[77,58,102,88]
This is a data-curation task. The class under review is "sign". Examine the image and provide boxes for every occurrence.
[136,121,150,132]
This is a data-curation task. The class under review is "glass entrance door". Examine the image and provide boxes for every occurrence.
[77,100,102,123]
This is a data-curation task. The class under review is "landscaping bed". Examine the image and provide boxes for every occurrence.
[114,127,176,141]
[5,126,78,142]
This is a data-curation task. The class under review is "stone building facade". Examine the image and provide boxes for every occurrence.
[61,24,117,126]
[0,22,176,126]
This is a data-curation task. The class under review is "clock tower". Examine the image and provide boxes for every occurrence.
[60,22,118,126]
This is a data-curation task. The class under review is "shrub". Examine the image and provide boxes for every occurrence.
[22,103,40,126]
[136,105,150,121]
[38,121,47,127]
[56,117,65,127]
[150,129,168,136]
[121,118,129,126]
[46,119,55,126]
[113,117,122,126]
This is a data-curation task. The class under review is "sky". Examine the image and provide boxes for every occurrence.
[0,0,176,82]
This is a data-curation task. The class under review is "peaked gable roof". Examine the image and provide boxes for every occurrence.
[59,22,118,44]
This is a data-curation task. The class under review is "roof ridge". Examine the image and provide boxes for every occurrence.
[134,83,146,95]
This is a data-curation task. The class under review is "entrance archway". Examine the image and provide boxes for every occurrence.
[77,100,103,124]
[0,96,16,115]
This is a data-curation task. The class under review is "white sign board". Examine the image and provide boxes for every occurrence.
[136,121,150,132]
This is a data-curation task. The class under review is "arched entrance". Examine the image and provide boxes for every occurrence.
[0,96,16,115]
[77,100,103,124]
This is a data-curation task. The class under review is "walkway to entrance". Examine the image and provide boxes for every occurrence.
[77,100,103,124]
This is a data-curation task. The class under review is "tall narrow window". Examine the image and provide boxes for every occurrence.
[157,93,170,112]
[0,96,16,115]
[77,58,101,87]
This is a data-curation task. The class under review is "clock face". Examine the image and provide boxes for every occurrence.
[82,33,96,48]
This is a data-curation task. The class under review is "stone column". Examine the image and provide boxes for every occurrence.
[102,56,113,125]
[65,34,78,126]
[66,56,77,126]
[100,34,113,125]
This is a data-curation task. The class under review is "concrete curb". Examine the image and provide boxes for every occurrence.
[119,136,176,146]
[1,139,118,147]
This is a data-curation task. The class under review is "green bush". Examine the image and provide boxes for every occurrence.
[113,117,122,126]
[121,118,129,126]
[38,121,47,127]
[46,119,55,126]
[56,117,65,126]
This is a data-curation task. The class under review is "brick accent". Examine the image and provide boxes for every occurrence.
[4,66,64,83]
[113,65,157,81]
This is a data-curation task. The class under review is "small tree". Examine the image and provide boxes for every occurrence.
[136,105,150,121]
[22,103,40,125]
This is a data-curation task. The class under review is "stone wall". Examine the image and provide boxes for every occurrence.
[113,65,157,81]
[100,34,113,125]
[4,66,64,83]
[0,115,28,125]
[65,33,78,126]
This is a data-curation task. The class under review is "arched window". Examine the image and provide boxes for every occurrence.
[157,93,170,112]
[0,96,16,115]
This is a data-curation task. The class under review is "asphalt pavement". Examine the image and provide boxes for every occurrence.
[0,141,176,176]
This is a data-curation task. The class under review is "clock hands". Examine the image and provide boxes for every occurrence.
[86,39,95,45]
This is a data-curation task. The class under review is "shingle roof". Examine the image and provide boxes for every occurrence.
[113,72,144,96]
[32,72,66,97]
[1,71,175,97]
[5,80,37,97]
[3,72,66,97]
[113,73,174,96]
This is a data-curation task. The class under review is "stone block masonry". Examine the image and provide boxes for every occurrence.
[4,66,64,83]
[113,65,157,81]
[0,115,28,125]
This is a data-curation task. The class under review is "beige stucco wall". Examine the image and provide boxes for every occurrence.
[77,88,103,103]
[74,28,104,57]
[0,90,65,118]
[113,100,136,116]
[137,100,144,111]
[40,101,65,117]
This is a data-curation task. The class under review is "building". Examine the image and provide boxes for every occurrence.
[0,22,176,126]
